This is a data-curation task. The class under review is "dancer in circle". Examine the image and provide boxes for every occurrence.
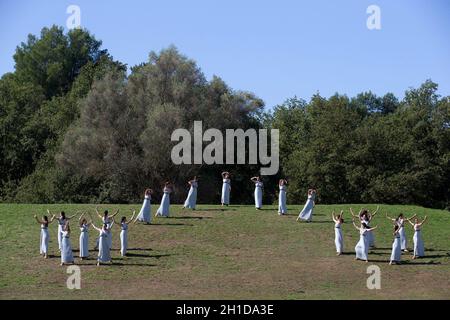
[278,179,288,215]
[332,210,344,255]
[353,219,378,262]
[34,213,56,259]
[389,224,402,265]
[183,177,198,210]
[47,209,77,251]
[60,221,75,266]
[251,176,263,210]
[78,212,92,260]
[297,188,317,222]
[94,207,119,250]
[221,172,231,206]
[115,211,135,256]
[351,207,379,248]
[155,182,173,217]
[92,222,112,266]
[136,188,153,224]
[407,215,427,259]
[386,213,416,252]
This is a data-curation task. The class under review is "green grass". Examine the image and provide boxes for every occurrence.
[0,203,449,299]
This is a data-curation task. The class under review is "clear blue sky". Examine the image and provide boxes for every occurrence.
[1,0,449,108]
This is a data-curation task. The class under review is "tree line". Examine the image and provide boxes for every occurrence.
[1,26,449,209]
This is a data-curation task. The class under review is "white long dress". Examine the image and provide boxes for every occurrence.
[298,192,315,221]
[61,231,74,264]
[397,218,407,250]
[97,229,111,263]
[413,224,425,257]
[40,223,49,255]
[79,224,89,258]
[355,228,369,261]
[184,181,198,209]
[221,179,231,205]
[334,221,343,254]
[103,216,113,249]
[156,187,171,217]
[57,217,67,251]
[363,217,375,247]
[120,223,128,256]
[390,233,401,263]
[136,195,152,223]
[278,185,287,215]
[254,181,263,209]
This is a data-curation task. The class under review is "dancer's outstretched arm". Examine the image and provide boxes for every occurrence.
[110,209,119,218]
[34,215,43,224]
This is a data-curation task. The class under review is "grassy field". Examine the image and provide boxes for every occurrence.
[0,203,449,300]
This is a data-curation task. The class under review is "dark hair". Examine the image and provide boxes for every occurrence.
[61,211,66,218]
[362,222,368,229]
[104,210,109,216]
[103,223,108,229]
[394,225,399,232]
[398,213,404,219]
[43,215,48,222]
[121,216,126,223]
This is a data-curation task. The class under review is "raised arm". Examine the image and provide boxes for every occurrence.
[110,209,120,218]
[127,211,136,225]
[385,212,395,221]
[34,215,43,224]
[95,206,102,219]
[368,225,378,231]
[49,215,56,224]
[350,208,358,219]
[419,216,428,226]
[352,220,360,231]
[78,212,85,221]
[68,212,78,220]
[371,206,380,217]
[91,223,101,232]
[331,211,336,222]
[406,214,417,221]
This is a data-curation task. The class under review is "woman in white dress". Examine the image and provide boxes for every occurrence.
[115,211,135,256]
[332,210,344,255]
[48,210,77,251]
[60,222,75,266]
[353,220,378,262]
[221,172,231,206]
[251,176,263,210]
[278,179,288,215]
[183,177,198,210]
[407,216,427,259]
[386,213,416,252]
[297,189,317,222]
[34,214,55,259]
[92,222,112,266]
[156,182,173,217]
[78,213,92,260]
[389,224,402,265]
[351,207,379,248]
[94,207,119,250]
[136,189,153,224]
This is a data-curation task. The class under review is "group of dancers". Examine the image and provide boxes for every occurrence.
[34,207,135,266]
[332,207,428,264]
[33,172,429,266]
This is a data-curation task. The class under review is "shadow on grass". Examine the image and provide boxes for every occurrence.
[196,208,237,212]
[401,260,442,266]
[168,216,212,220]
[150,223,193,226]
[124,253,172,259]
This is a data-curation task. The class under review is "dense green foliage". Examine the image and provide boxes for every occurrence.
[1,26,449,208]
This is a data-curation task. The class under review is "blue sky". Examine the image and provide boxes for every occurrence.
[1,0,449,108]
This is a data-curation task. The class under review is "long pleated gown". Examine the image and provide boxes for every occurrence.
[334,221,343,254]
[79,224,89,258]
[278,185,287,215]
[221,179,231,205]
[120,223,128,256]
[254,181,263,209]
[298,193,315,221]
[40,224,49,255]
[390,233,401,263]
[97,229,111,263]
[61,231,74,264]
[355,228,369,261]
[184,181,198,209]
[156,187,171,217]
[413,224,425,257]
[136,195,152,223]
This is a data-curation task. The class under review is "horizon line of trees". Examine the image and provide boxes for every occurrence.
[0,26,449,209]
